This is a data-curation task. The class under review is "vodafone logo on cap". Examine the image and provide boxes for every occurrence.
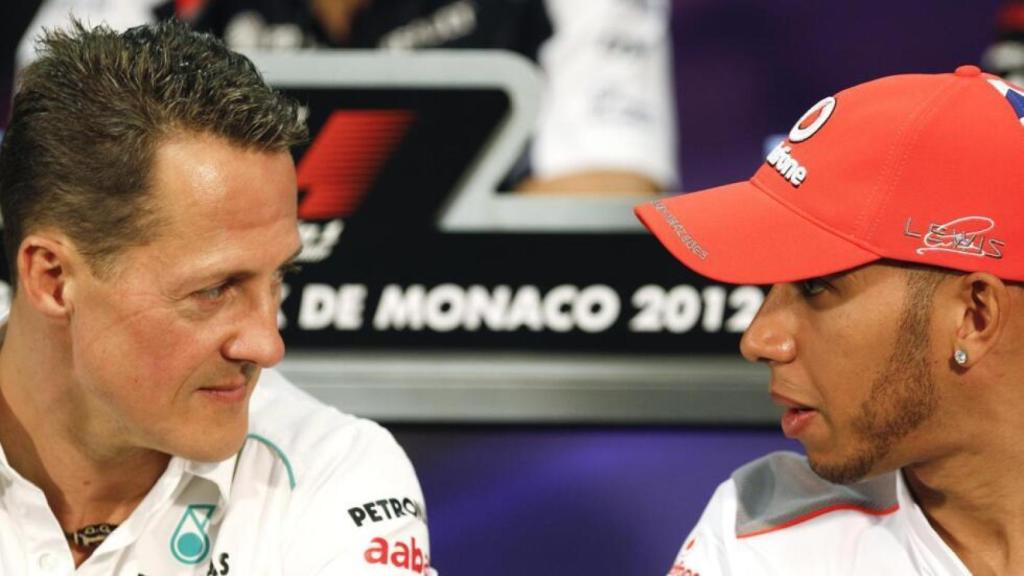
[788,96,836,142]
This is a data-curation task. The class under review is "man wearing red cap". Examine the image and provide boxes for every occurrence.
[637,65,1024,575]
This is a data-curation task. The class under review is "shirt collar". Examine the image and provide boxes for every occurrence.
[180,454,238,504]
[0,428,239,506]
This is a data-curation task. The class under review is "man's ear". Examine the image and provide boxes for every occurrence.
[948,272,1010,369]
[17,233,81,319]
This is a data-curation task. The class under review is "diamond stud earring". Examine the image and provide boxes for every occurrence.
[954,349,968,366]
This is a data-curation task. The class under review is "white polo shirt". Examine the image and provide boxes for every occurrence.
[0,368,435,575]
[667,451,969,575]
[534,0,678,189]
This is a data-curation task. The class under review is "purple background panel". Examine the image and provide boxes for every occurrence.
[672,0,1003,191]
[393,426,799,576]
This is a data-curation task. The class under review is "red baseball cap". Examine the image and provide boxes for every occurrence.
[636,65,1024,284]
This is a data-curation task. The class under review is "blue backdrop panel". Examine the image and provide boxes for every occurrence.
[393,426,799,576]
[673,0,1002,192]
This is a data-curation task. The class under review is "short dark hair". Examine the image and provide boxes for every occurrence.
[0,19,307,282]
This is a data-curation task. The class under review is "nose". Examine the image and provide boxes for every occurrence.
[739,284,797,365]
[222,287,287,368]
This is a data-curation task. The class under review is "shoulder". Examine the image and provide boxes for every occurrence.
[667,452,901,575]
[227,369,431,572]
[731,451,898,538]
[241,368,418,494]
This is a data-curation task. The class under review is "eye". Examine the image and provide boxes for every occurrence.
[274,263,303,283]
[193,281,232,301]
[799,278,828,297]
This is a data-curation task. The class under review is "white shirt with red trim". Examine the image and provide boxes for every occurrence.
[667,451,970,576]
[0,368,436,576]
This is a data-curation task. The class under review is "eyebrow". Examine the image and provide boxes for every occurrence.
[797,271,846,284]
[278,245,304,270]
[819,265,876,288]
[182,244,305,291]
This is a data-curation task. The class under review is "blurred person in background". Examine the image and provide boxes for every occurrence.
[3,1,172,137]
[13,0,176,71]
[982,0,1024,85]
[0,20,432,573]
[12,0,677,195]
[190,0,679,195]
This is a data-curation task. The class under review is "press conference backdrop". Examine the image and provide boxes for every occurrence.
[275,0,995,567]
[0,2,1000,574]
[252,49,773,425]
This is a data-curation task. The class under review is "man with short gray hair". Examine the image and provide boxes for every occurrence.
[0,20,432,574]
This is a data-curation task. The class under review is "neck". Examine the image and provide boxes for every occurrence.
[904,414,1024,575]
[0,310,169,535]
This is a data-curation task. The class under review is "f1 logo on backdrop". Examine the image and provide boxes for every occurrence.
[294,110,414,263]
[296,110,415,220]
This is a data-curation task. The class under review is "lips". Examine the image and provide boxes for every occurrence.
[197,375,250,403]
[770,391,818,439]
[780,408,818,438]
[770,391,812,410]
[197,385,247,403]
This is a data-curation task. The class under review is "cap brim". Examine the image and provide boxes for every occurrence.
[635,180,880,284]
